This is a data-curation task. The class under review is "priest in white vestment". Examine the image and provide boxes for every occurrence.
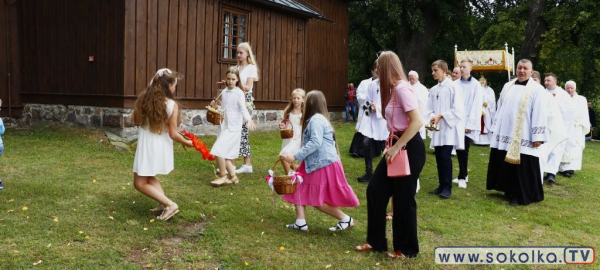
[408,70,429,139]
[424,60,464,199]
[542,73,575,183]
[452,60,484,189]
[558,81,590,177]
[473,77,496,145]
[355,74,388,182]
[486,59,549,206]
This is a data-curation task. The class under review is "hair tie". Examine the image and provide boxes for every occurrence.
[149,68,172,85]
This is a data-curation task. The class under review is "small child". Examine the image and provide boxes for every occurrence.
[132,68,193,221]
[281,90,359,232]
[0,99,4,190]
[278,88,306,174]
[209,66,256,187]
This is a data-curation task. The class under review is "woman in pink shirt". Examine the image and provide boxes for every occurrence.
[355,51,425,259]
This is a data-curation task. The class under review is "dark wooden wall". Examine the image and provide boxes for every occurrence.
[304,0,349,110]
[123,0,307,109]
[0,0,21,117]
[18,0,124,107]
[13,0,348,112]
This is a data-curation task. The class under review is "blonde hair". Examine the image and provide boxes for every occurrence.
[133,69,183,134]
[283,88,306,119]
[237,42,260,81]
[226,66,241,88]
[377,51,408,119]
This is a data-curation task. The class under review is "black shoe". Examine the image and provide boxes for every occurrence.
[545,173,556,184]
[509,199,519,206]
[357,173,372,182]
[563,170,574,178]
[428,187,442,195]
[439,189,451,199]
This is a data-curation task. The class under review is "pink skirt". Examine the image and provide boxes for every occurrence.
[283,160,360,207]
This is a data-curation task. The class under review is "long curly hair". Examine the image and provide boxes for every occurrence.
[133,69,183,134]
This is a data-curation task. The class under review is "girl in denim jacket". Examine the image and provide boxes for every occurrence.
[281,90,359,232]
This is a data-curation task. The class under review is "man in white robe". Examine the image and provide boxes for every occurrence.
[558,81,590,177]
[487,59,549,206]
[543,73,575,183]
[355,63,388,182]
[408,70,429,139]
[451,60,484,189]
[451,67,461,81]
[424,60,464,199]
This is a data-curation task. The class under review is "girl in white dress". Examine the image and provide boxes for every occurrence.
[132,68,193,221]
[279,88,306,174]
[210,67,256,187]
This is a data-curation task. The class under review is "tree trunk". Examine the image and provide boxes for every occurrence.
[519,0,547,67]
[395,7,441,82]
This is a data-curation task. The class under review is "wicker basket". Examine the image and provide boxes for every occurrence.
[279,119,294,139]
[206,99,223,125]
[271,159,297,195]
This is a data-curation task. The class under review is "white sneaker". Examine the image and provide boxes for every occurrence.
[416,178,420,193]
[452,178,459,184]
[458,179,467,189]
[235,165,253,174]
[465,175,469,183]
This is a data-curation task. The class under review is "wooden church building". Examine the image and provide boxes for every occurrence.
[0,0,349,129]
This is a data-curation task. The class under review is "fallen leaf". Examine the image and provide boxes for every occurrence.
[150,219,155,223]
[230,193,233,196]
[53,216,59,222]
[85,235,90,239]
[146,263,153,268]
[376,262,380,266]
[245,262,249,266]
[143,228,148,231]
[108,216,114,220]
[6,210,13,213]
[79,231,84,234]
[345,251,350,254]
[279,246,285,251]
[33,259,43,266]
[47,243,52,248]
[93,179,96,183]
[8,199,14,202]
[22,206,28,211]
[325,264,332,268]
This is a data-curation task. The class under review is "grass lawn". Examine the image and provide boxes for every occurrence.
[0,122,598,269]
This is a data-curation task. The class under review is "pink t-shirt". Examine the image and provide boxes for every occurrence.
[385,80,418,132]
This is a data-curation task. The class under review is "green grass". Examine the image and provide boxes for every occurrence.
[0,122,598,269]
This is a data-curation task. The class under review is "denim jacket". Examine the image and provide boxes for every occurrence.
[293,113,339,173]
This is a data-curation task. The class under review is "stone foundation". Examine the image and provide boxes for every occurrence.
[19,103,345,142]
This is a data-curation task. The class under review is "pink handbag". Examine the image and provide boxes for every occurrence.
[386,88,411,178]
[386,134,411,177]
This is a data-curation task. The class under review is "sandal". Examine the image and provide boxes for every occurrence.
[329,217,354,232]
[285,222,309,232]
[229,176,239,184]
[355,243,373,252]
[157,203,179,221]
[211,176,229,187]
[387,250,406,259]
[386,212,393,220]
[150,204,165,213]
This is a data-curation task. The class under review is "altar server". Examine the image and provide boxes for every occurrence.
[558,81,590,177]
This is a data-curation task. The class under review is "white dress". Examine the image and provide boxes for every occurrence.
[133,99,175,176]
[210,87,251,159]
[279,113,302,156]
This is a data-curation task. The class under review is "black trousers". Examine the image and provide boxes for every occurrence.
[456,136,471,179]
[366,134,425,257]
[434,145,454,192]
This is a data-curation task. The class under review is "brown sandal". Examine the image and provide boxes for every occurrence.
[211,176,229,187]
[386,212,393,220]
[387,250,405,259]
[355,243,373,252]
